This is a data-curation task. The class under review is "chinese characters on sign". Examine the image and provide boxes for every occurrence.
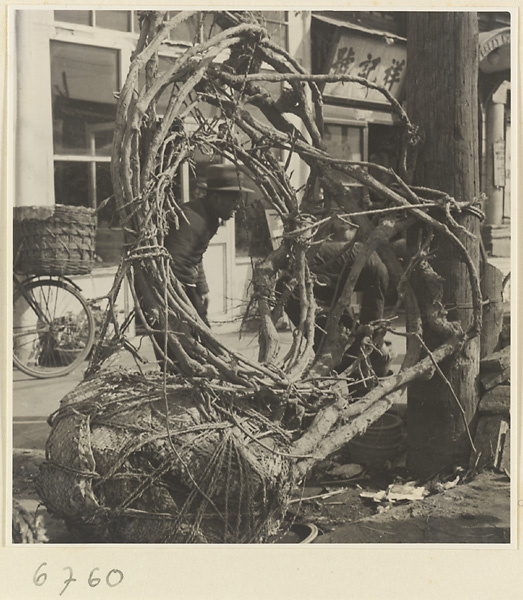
[324,31,407,104]
[479,29,510,62]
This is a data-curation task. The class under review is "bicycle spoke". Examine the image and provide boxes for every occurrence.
[13,278,95,378]
[13,323,49,338]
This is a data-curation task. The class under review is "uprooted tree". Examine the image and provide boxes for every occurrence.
[36,11,484,543]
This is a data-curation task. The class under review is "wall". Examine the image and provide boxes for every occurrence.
[15,11,55,207]
[12,10,312,333]
[13,10,140,332]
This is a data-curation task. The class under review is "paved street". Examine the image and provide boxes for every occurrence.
[11,329,290,449]
[13,364,85,449]
[10,256,509,451]
[11,322,407,451]
[10,309,510,548]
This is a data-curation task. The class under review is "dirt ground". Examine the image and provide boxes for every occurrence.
[12,448,511,545]
[276,454,511,544]
[304,470,510,544]
[312,470,511,544]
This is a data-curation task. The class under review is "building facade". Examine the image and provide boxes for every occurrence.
[11,10,511,328]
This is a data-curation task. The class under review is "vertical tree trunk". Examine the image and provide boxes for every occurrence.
[406,13,481,477]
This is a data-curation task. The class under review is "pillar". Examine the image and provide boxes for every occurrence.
[482,80,509,255]
[15,10,55,208]
[13,11,55,362]
[285,11,312,199]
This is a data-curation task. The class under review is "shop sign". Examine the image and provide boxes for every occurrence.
[479,27,510,73]
[479,29,510,62]
[323,30,407,104]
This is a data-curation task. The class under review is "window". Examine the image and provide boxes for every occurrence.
[166,11,287,47]
[228,78,283,259]
[263,11,288,50]
[50,40,122,267]
[54,10,92,27]
[54,10,288,48]
[368,123,402,173]
[55,10,133,33]
[96,11,132,32]
[323,121,366,186]
[167,11,223,44]
[234,177,273,259]
[51,41,118,154]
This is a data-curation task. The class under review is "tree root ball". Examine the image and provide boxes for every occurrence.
[36,369,295,543]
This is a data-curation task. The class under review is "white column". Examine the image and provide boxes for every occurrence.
[285,11,312,200]
[504,117,511,220]
[484,81,508,226]
[15,10,55,207]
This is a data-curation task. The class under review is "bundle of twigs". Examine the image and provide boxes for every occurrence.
[36,368,297,543]
[36,11,483,543]
[104,8,481,403]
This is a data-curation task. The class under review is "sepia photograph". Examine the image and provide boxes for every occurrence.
[3,4,520,597]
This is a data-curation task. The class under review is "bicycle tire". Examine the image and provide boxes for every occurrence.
[13,278,95,378]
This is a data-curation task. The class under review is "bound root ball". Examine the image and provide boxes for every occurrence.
[36,369,295,543]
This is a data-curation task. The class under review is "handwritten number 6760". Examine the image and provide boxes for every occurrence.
[33,563,124,594]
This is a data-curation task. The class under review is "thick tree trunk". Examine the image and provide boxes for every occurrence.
[406,12,481,477]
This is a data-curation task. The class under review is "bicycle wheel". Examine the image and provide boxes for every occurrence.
[13,278,95,378]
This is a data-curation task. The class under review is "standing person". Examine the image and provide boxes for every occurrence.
[282,218,392,376]
[163,163,254,325]
[313,219,390,327]
[148,163,253,371]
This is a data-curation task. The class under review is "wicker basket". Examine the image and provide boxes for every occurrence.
[14,205,97,276]
[36,369,295,544]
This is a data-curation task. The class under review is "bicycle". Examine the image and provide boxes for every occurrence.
[13,274,95,378]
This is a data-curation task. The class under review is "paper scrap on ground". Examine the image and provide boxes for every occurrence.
[360,481,429,504]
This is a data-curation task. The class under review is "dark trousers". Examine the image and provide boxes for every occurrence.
[282,247,390,374]
[353,249,389,325]
[184,285,210,327]
[152,284,209,368]
[284,249,389,342]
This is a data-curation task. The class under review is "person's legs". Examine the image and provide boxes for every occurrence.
[149,285,210,371]
[346,246,392,378]
[355,251,389,324]
[284,290,326,351]
[184,286,210,327]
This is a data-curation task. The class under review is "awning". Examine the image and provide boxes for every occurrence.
[312,13,406,43]
[479,27,510,73]
[324,103,397,126]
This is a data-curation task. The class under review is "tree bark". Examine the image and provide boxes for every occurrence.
[406,12,481,477]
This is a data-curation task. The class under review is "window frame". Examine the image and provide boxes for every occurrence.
[263,11,289,50]
[48,11,289,270]
[54,9,137,34]
[323,117,369,188]
[50,36,121,209]
[49,27,135,268]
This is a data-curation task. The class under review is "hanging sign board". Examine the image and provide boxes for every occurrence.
[265,209,284,250]
[493,140,505,188]
[323,30,407,104]
[479,27,510,73]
